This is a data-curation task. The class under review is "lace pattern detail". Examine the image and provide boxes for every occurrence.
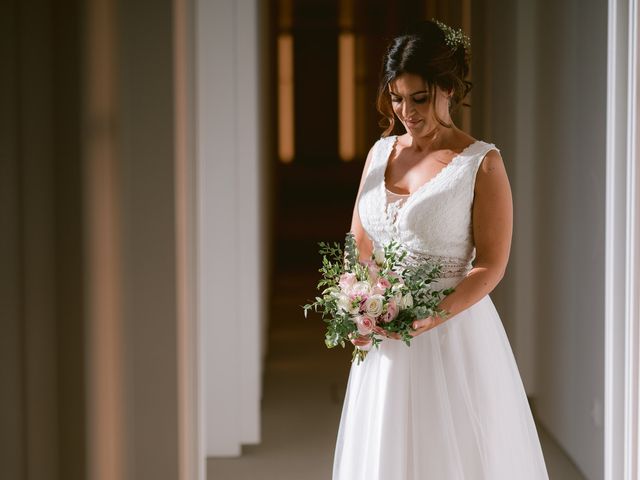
[397,251,472,278]
[358,135,500,275]
[384,189,408,231]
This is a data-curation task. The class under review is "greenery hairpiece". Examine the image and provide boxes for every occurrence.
[432,18,471,52]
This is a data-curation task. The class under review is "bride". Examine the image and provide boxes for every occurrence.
[332,19,550,479]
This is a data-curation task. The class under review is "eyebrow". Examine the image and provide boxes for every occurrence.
[389,90,429,97]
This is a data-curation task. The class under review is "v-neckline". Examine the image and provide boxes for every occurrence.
[382,135,481,203]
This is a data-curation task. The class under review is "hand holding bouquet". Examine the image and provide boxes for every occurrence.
[303,233,455,364]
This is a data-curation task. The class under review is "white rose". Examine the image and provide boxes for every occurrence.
[373,248,386,266]
[351,281,372,296]
[394,290,404,305]
[400,292,414,309]
[364,294,384,317]
[337,293,352,312]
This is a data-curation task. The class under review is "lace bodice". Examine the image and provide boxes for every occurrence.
[385,188,409,224]
[358,135,500,279]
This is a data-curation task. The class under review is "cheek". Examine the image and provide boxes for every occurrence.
[392,104,402,118]
[415,103,432,116]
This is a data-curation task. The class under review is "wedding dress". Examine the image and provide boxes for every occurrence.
[332,135,549,479]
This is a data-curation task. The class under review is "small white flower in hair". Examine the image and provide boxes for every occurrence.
[432,18,471,52]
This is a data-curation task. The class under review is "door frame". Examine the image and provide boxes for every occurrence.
[605,0,640,478]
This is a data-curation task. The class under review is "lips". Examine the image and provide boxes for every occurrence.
[405,118,423,129]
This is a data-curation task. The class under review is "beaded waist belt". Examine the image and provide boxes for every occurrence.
[397,251,472,278]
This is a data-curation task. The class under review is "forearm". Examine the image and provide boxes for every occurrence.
[436,263,505,320]
[351,231,372,262]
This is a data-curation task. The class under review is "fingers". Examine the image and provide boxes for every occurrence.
[371,325,386,336]
[412,317,434,331]
[353,317,439,343]
[371,325,401,340]
[372,326,389,337]
[409,317,436,337]
[350,336,370,347]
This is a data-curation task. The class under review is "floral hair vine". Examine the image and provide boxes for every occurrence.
[431,18,471,52]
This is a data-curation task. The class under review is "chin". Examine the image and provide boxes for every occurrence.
[405,124,426,135]
[403,119,425,131]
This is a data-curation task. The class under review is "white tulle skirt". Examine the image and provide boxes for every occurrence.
[332,278,549,480]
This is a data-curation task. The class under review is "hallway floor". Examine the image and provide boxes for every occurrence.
[207,268,587,480]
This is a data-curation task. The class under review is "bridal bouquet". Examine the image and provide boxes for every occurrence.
[302,232,455,364]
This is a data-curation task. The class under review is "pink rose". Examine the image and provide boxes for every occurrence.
[381,298,399,323]
[338,272,357,292]
[373,277,391,295]
[358,296,369,313]
[355,315,375,335]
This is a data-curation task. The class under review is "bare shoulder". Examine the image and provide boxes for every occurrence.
[474,148,511,195]
[479,148,505,173]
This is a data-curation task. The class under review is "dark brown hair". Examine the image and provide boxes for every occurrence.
[376,20,472,137]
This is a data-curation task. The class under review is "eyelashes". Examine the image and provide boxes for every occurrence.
[390,96,428,105]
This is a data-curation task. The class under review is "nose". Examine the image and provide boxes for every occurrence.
[401,100,415,119]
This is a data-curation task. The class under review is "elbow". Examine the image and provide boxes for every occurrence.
[473,259,507,289]
[491,258,508,284]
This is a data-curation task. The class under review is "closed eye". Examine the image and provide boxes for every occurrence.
[390,95,428,104]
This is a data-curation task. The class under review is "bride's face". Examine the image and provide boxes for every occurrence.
[388,73,451,137]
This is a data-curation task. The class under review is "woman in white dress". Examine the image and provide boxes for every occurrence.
[332,20,550,479]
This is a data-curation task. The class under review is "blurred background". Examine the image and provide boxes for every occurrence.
[3,0,630,479]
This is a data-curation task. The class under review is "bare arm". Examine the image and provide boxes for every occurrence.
[349,144,379,347]
[350,145,375,261]
[410,149,513,335]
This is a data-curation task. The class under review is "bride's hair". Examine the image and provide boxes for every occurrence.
[376,20,473,137]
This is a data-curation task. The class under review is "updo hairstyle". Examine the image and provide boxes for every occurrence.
[376,20,472,137]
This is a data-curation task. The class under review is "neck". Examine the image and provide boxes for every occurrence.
[405,124,458,153]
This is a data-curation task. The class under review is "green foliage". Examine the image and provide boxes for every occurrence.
[302,232,457,364]
[344,232,359,269]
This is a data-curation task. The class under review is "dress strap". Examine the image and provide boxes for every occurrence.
[373,135,395,166]
[470,141,501,195]
[364,135,395,185]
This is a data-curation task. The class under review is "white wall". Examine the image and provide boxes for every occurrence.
[472,0,535,394]
[478,1,607,478]
[195,0,265,459]
[529,1,607,479]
